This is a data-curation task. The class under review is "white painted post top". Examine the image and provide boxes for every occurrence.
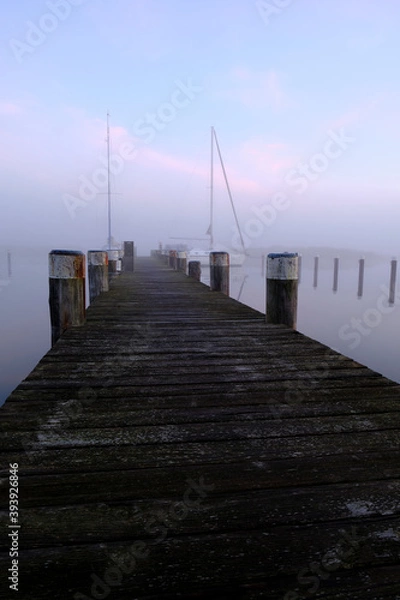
[267,252,298,280]
[49,250,85,279]
[88,251,109,266]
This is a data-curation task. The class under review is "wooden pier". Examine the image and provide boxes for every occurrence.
[1,256,400,599]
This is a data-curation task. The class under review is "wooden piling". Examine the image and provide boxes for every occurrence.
[48,250,85,346]
[169,250,178,269]
[88,251,109,304]
[266,252,298,329]
[7,250,12,278]
[389,259,397,305]
[107,250,119,281]
[210,252,229,295]
[313,256,319,288]
[177,251,187,273]
[357,257,365,298]
[333,257,339,292]
[188,260,201,281]
[123,241,134,272]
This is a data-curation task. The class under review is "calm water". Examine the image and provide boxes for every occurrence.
[1,248,399,406]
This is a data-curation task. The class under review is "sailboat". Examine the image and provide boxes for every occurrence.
[187,127,247,266]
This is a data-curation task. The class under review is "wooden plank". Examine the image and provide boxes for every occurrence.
[1,257,400,598]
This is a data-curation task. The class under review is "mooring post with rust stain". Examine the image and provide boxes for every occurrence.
[210,252,229,295]
[49,250,85,346]
[188,260,201,281]
[266,252,298,329]
[123,241,134,272]
[88,251,109,304]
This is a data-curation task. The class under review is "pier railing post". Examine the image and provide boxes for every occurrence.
[88,251,109,304]
[107,250,119,281]
[178,251,187,273]
[123,241,134,272]
[169,250,177,269]
[188,260,201,281]
[266,252,298,329]
[210,252,229,295]
[49,250,85,346]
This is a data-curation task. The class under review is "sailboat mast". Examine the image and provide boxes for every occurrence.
[107,112,112,251]
[210,126,214,250]
[213,128,247,254]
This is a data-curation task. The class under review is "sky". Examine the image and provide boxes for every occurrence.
[1,0,400,255]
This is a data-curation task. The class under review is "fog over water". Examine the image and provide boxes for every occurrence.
[2,2,400,402]
[1,246,399,406]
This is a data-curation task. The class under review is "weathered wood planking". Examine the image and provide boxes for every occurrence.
[1,257,400,599]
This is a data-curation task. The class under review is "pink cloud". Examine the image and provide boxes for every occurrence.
[219,67,292,110]
[139,146,262,197]
[240,139,295,174]
[327,94,384,131]
[0,102,22,116]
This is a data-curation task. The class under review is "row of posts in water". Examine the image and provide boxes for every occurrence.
[48,247,398,347]
[261,255,397,302]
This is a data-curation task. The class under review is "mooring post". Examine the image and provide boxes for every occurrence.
[107,250,119,281]
[123,241,134,272]
[266,252,298,329]
[188,260,201,281]
[88,251,109,304]
[169,250,176,269]
[210,252,229,295]
[357,257,365,298]
[49,250,85,346]
[178,251,187,272]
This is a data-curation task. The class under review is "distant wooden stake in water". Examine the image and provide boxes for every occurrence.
[333,257,339,293]
[389,259,397,305]
[313,256,319,289]
[357,258,365,298]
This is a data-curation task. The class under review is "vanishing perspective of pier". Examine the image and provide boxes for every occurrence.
[1,248,400,599]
